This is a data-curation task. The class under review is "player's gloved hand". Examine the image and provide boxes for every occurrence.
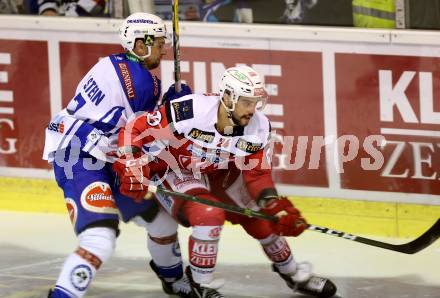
[261,197,307,237]
[162,83,192,102]
[112,152,150,203]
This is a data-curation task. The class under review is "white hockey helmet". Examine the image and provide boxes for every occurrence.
[218,65,268,112]
[119,12,167,60]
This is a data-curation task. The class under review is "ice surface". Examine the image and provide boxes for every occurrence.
[0,211,439,298]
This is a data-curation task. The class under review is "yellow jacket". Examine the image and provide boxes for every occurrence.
[353,0,395,28]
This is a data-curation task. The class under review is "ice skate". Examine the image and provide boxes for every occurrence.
[272,262,337,298]
[47,287,72,298]
[150,260,192,297]
[185,266,225,298]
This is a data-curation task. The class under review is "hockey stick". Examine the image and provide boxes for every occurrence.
[148,185,440,254]
[171,0,181,93]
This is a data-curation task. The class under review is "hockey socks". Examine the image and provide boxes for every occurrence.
[188,225,222,285]
[259,234,297,274]
[52,252,97,298]
[51,227,116,298]
[147,233,184,280]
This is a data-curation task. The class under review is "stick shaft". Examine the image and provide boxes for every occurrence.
[149,185,440,254]
[152,185,276,221]
[172,0,181,92]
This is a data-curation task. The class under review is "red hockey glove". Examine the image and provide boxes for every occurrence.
[261,197,307,237]
[112,152,150,203]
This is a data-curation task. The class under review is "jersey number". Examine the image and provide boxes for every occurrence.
[66,93,86,115]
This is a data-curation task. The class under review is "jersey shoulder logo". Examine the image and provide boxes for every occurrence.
[235,138,263,153]
[188,128,215,143]
[172,99,194,122]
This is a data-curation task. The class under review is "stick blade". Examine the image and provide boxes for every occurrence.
[309,219,440,254]
[356,218,440,254]
[394,218,440,254]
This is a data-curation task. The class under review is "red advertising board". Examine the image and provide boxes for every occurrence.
[58,44,328,187]
[0,40,51,169]
[336,53,440,195]
[60,42,122,107]
[3,38,439,196]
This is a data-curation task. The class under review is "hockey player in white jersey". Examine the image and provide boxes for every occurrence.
[43,13,192,298]
[114,66,337,297]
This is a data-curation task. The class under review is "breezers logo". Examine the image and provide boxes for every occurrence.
[118,62,135,99]
[80,182,118,214]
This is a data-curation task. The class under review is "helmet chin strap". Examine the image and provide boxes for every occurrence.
[220,94,238,128]
[228,111,241,126]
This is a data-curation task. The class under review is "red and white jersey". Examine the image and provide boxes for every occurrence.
[120,93,275,200]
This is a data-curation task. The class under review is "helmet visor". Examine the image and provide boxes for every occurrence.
[238,95,268,111]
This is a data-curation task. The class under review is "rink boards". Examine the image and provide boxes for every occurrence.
[1,176,439,239]
[1,17,440,238]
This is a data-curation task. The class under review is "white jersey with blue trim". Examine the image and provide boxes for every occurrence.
[168,94,271,158]
[43,53,161,162]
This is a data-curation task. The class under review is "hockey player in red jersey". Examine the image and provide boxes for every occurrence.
[114,66,337,298]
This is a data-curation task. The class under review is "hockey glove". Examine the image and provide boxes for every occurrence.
[162,83,192,102]
[112,152,150,203]
[261,197,307,237]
